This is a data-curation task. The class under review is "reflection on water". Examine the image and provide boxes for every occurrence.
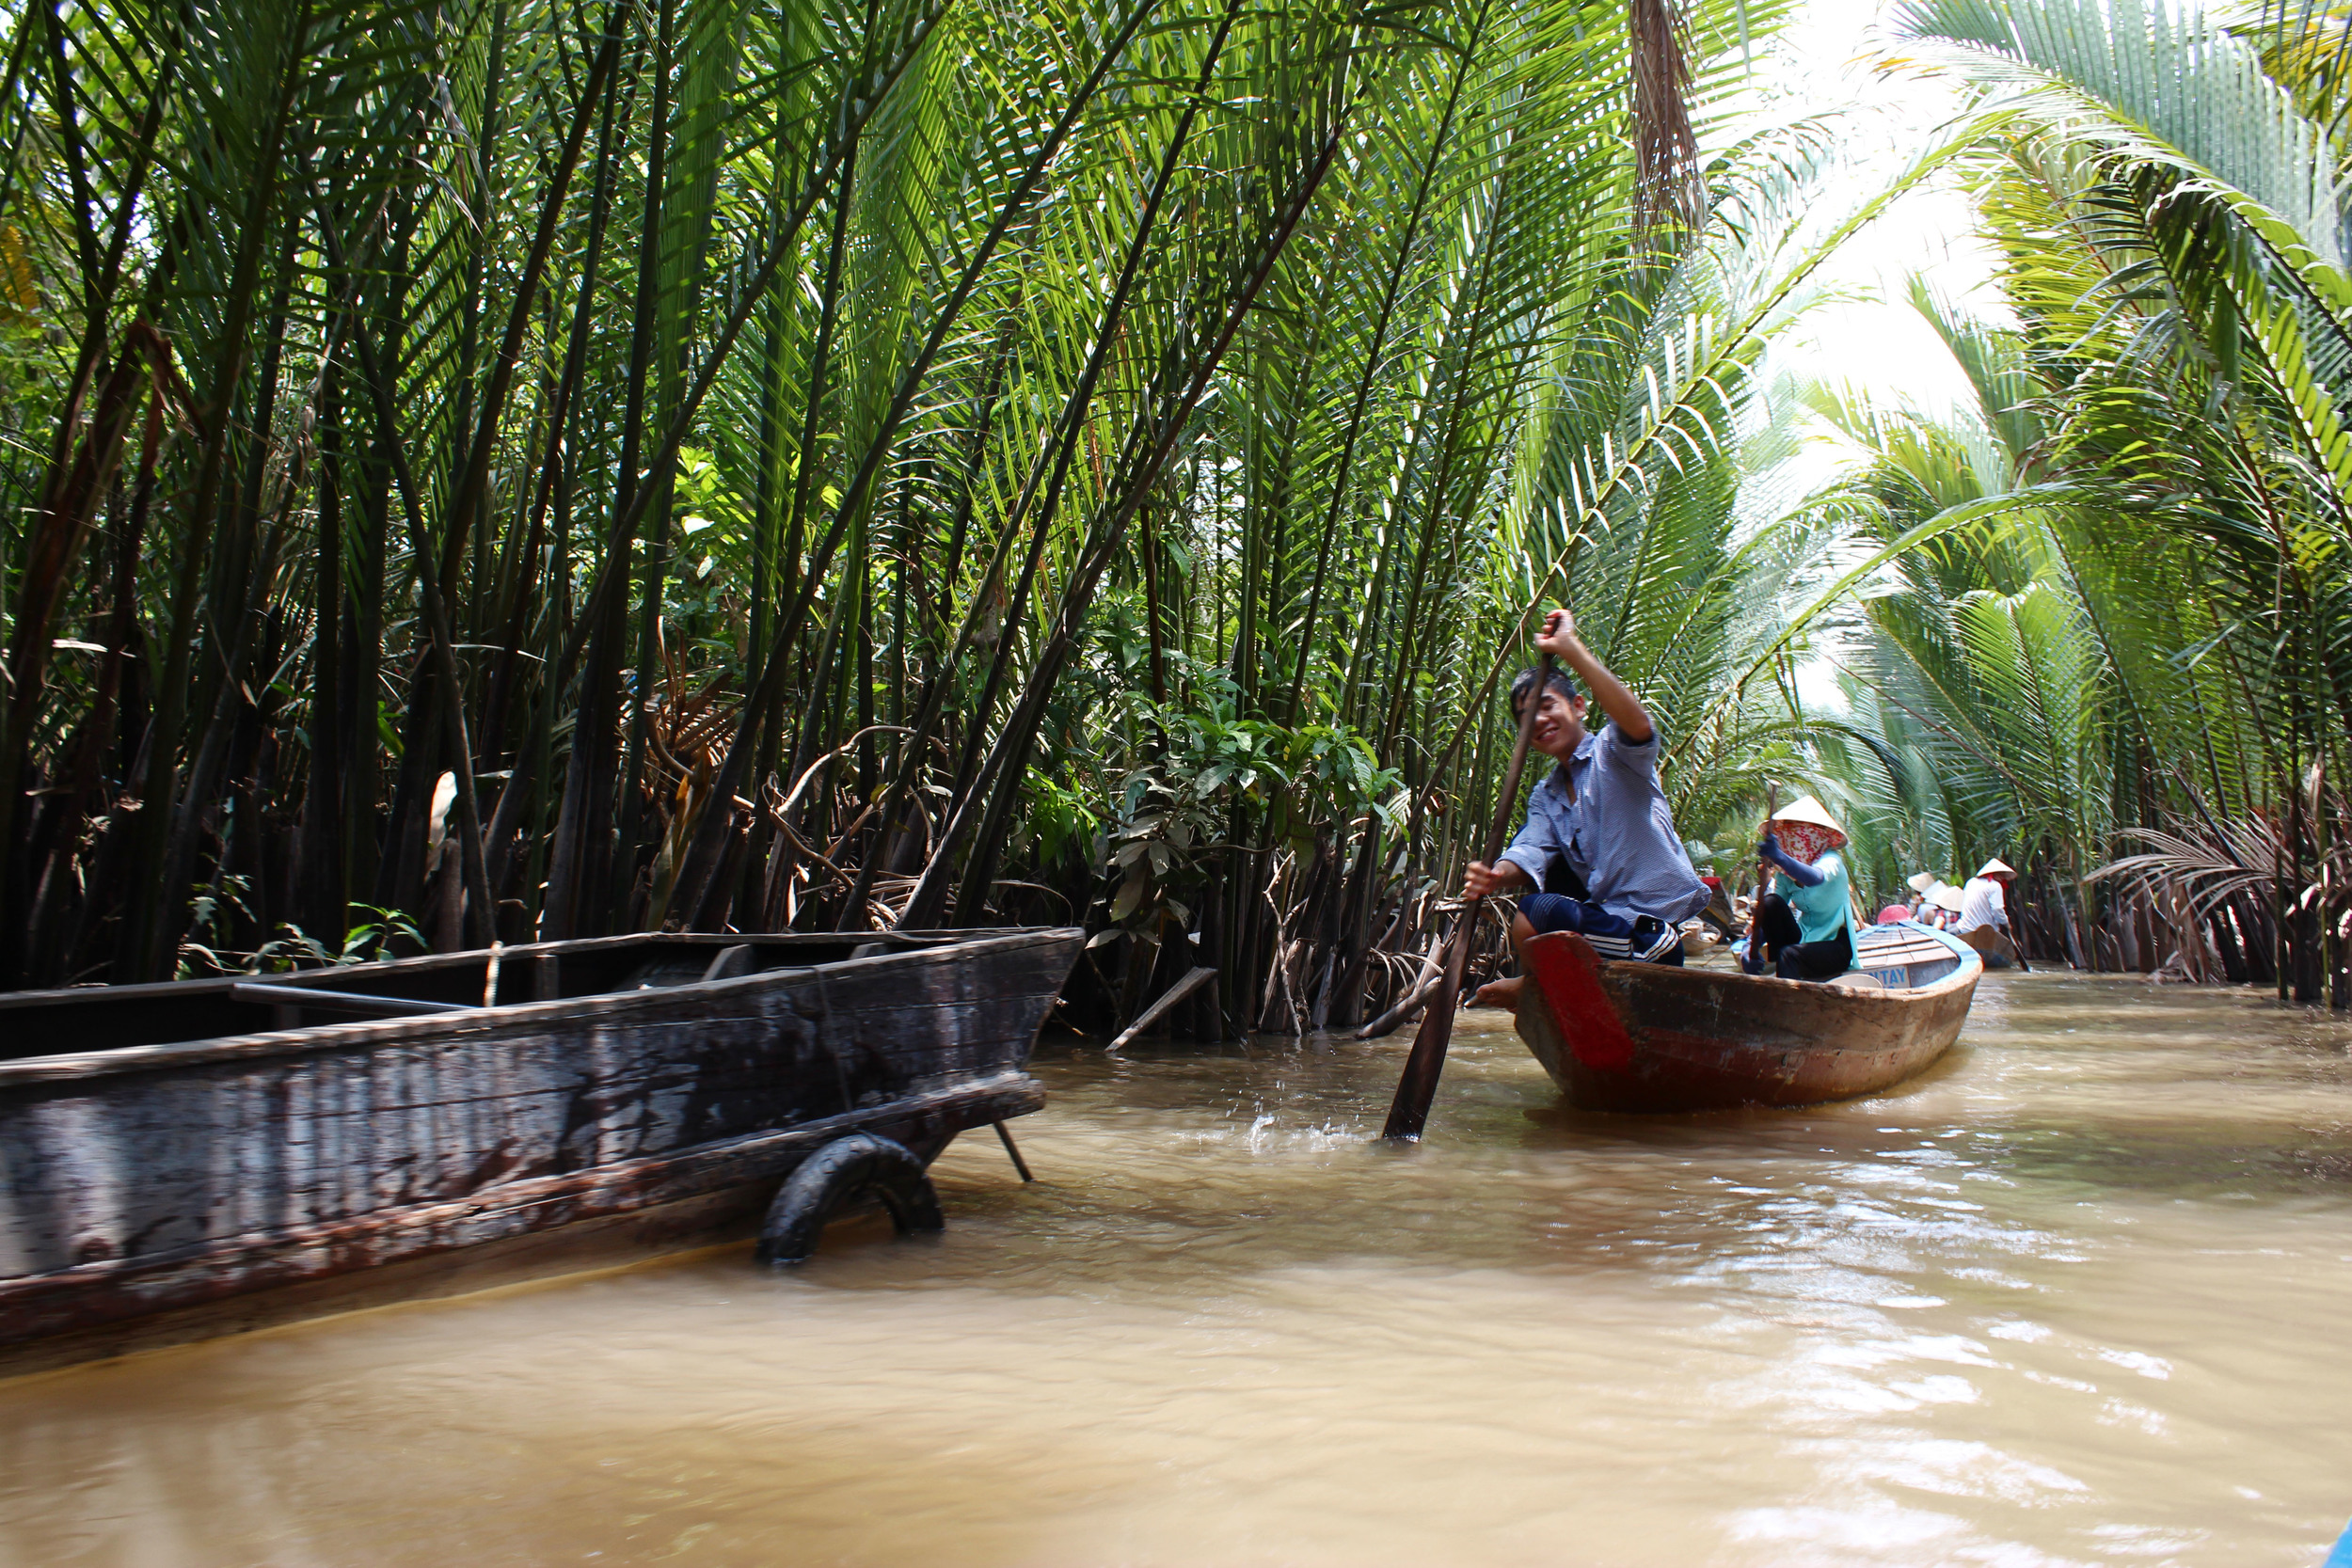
[3,972,2349,1565]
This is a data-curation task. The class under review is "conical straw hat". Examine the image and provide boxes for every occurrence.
[1907,871,1938,894]
[1765,795,1847,842]
[1975,858,2017,879]
[1930,880,1965,913]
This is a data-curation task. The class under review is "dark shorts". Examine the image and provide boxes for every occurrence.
[1519,894,1685,964]
[1748,894,1853,980]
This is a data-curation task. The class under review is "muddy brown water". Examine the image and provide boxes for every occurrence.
[3,971,2349,1565]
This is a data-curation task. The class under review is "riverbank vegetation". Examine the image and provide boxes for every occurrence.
[2,0,2347,1025]
[1799,0,2352,1004]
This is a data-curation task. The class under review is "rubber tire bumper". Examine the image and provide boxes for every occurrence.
[755,1132,944,1264]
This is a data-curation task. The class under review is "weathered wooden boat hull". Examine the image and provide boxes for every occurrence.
[1963,924,2022,965]
[1513,923,1980,1113]
[0,928,1080,1353]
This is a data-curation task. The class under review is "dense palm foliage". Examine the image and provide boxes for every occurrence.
[1765,0,2352,1001]
[0,0,1848,1031]
[11,0,2348,1024]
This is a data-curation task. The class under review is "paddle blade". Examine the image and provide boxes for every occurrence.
[1382,645,1546,1142]
[1380,971,1462,1139]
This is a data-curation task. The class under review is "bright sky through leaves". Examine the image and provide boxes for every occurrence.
[1758,0,2006,422]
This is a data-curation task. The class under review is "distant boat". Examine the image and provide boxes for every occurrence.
[1961,923,2023,967]
[0,927,1080,1365]
[1513,920,1981,1113]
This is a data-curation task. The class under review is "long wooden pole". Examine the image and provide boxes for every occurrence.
[1381,650,1552,1140]
[1746,783,1777,963]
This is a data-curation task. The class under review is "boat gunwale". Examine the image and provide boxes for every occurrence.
[0,926,1050,1013]
[1592,920,1982,1021]
[0,927,1084,1087]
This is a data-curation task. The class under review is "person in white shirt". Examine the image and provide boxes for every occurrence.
[1955,859,2026,970]
[1955,859,2015,936]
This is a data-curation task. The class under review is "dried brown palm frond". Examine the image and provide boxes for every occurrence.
[1630,0,1704,237]
[2090,816,2291,923]
[2092,799,2352,986]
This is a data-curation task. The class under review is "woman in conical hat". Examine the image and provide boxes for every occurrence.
[1903,869,1941,921]
[1742,795,1856,981]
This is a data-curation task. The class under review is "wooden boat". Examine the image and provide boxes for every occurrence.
[0,927,1081,1363]
[1962,924,2023,966]
[1513,920,1980,1113]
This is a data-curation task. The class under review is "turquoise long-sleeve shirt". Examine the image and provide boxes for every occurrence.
[1774,848,1852,945]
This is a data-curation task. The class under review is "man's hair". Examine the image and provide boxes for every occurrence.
[1508,664,1581,715]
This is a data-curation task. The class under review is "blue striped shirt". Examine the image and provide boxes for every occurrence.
[1499,723,1710,926]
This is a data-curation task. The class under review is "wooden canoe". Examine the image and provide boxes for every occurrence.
[1512,920,1980,1113]
[1962,924,2022,966]
[0,927,1080,1360]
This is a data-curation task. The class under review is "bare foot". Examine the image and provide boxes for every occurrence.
[1471,974,1524,1012]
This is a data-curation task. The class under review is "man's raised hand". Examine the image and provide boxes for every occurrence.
[1534,605,1580,657]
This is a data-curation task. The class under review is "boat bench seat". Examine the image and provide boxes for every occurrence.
[1821,974,1892,993]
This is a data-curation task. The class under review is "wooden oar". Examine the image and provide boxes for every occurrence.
[1746,784,1778,965]
[1381,650,1553,1141]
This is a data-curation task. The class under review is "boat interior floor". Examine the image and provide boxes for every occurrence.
[1832,924,1969,992]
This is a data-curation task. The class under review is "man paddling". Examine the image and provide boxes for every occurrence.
[1464,607,1710,1010]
